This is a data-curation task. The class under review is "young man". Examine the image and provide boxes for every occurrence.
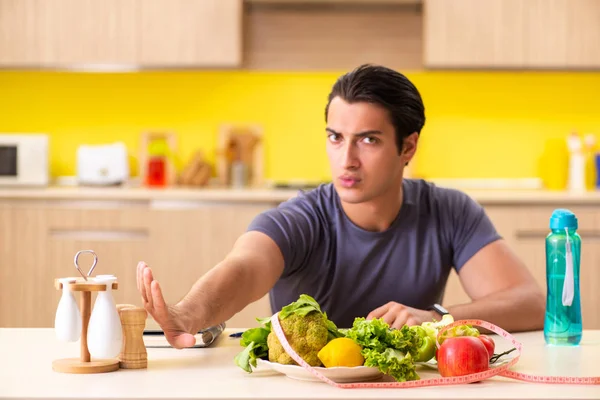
[137,64,545,349]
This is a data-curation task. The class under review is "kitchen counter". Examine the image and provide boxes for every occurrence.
[0,185,299,204]
[1,328,598,400]
[3,184,600,205]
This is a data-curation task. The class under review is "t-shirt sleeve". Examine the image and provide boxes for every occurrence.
[442,189,502,272]
[246,196,321,278]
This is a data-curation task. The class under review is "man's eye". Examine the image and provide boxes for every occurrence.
[363,136,378,144]
[328,134,341,142]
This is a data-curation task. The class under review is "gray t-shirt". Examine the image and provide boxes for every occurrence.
[247,179,501,328]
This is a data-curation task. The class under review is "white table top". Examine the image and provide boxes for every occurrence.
[1,328,599,400]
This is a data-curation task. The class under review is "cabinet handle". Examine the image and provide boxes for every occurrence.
[516,231,600,239]
[49,229,149,241]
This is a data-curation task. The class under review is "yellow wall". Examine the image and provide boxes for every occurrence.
[1,70,599,183]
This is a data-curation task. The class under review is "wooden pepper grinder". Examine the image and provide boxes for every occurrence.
[116,304,148,369]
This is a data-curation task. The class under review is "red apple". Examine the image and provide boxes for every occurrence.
[478,335,495,359]
[437,336,489,378]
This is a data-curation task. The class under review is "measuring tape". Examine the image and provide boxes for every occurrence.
[270,313,600,388]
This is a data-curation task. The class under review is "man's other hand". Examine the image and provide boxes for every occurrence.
[136,261,197,349]
[367,301,438,329]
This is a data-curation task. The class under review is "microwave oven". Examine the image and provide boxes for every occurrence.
[0,134,49,186]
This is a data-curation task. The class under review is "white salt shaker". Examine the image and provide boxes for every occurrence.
[87,275,123,359]
[54,278,82,342]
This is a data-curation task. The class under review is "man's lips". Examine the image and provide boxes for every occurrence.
[339,176,361,188]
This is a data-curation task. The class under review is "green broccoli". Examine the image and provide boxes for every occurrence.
[267,311,328,366]
[234,294,343,372]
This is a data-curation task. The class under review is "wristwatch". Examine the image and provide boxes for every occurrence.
[428,303,449,319]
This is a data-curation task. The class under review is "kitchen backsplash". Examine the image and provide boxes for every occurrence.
[0,70,599,183]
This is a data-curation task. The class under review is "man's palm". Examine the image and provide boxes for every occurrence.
[139,263,196,349]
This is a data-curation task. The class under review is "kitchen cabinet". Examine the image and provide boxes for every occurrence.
[423,0,600,69]
[0,199,272,329]
[138,0,243,67]
[423,0,527,68]
[565,0,600,68]
[143,203,273,329]
[0,203,15,326]
[0,0,137,67]
[443,204,600,330]
[2,193,599,330]
[46,0,139,66]
[0,0,52,66]
[0,0,242,68]
[0,204,48,327]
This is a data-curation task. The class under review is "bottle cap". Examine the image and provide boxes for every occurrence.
[550,208,578,230]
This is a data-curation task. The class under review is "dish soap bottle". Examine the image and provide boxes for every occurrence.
[544,209,582,346]
[566,132,586,192]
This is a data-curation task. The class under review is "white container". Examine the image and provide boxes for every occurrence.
[567,133,586,192]
[54,278,82,342]
[87,275,123,359]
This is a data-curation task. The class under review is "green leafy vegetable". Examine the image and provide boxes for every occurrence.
[363,348,419,382]
[233,319,271,373]
[344,317,421,382]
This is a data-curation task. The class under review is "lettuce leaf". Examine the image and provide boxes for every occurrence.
[345,317,421,381]
[234,321,271,372]
[363,348,419,382]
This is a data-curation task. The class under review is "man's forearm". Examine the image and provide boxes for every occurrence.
[174,256,259,331]
[446,283,546,333]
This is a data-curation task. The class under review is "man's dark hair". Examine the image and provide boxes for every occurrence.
[325,64,426,154]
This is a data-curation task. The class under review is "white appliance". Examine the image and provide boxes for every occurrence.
[76,142,130,186]
[0,134,49,187]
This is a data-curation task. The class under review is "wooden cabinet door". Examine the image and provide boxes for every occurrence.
[47,0,138,65]
[523,0,568,68]
[2,203,151,328]
[424,0,527,68]
[525,0,600,68]
[424,0,600,69]
[512,205,600,329]
[138,0,243,67]
[0,202,16,326]
[145,203,274,330]
[442,206,519,308]
[44,205,152,322]
[566,0,600,68]
[513,235,600,330]
[0,0,55,66]
[0,0,138,66]
[1,204,49,327]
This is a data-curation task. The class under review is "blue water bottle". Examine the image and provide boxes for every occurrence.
[544,209,582,346]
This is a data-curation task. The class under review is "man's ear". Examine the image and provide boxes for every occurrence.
[401,132,419,165]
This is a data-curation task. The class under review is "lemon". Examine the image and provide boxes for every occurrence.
[317,337,364,368]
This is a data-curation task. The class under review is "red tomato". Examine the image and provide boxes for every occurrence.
[478,335,495,359]
[437,336,489,378]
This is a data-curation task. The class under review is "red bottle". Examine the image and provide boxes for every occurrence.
[146,157,166,187]
[145,138,169,187]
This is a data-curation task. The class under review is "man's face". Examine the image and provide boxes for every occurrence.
[325,96,416,204]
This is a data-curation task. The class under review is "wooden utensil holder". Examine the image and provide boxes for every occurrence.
[216,124,264,187]
[52,278,120,374]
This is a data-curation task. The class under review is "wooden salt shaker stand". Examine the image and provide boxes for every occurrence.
[52,277,120,374]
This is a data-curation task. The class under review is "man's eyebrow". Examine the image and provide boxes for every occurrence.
[326,128,383,137]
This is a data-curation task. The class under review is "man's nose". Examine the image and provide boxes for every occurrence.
[341,142,360,169]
